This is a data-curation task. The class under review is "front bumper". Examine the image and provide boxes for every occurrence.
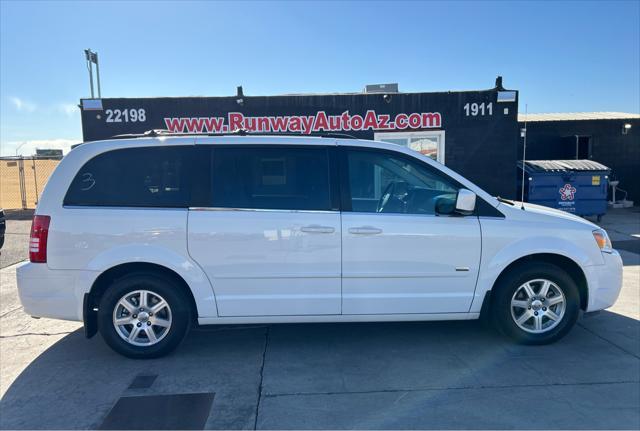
[585,250,624,312]
[16,262,96,322]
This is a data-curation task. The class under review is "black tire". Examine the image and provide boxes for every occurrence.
[491,262,580,345]
[98,272,191,358]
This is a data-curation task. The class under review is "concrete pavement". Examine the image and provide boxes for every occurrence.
[0,209,638,429]
[0,217,31,270]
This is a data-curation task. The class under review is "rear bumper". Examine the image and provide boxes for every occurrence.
[16,262,96,322]
[585,250,624,312]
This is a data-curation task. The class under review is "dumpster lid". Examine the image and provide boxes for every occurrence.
[518,159,610,173]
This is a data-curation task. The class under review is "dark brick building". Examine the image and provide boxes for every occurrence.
[518,113,640,203]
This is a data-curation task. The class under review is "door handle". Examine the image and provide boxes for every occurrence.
[349,226,383,235]
[301,225,335,234]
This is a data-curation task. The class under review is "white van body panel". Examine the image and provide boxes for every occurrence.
[40,207,219,318]
[17,261,95,321]
[468,202,615,313]
[197,312,479,325]
[16,136,623,328]
[28,137,218,319]
[341,212,481,314]
[188,209,341,316]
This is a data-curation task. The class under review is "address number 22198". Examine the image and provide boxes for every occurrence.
[105,108,147,123]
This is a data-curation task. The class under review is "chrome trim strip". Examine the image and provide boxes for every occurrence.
[63,205,187,211]
[189,207,339,214]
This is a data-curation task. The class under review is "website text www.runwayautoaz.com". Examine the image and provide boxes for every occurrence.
[163,110,442,135]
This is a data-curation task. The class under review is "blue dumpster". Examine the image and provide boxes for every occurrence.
[518,160,610,220]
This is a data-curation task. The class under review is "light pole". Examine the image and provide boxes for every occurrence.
[84,49,101,98]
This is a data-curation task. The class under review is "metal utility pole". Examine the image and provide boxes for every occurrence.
[95,51,101,98]
[520,104,528,210]
[84,49,101,98]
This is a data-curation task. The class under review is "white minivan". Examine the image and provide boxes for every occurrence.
[17,135,623,358]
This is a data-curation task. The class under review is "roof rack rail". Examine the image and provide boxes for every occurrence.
[109,129,358,140]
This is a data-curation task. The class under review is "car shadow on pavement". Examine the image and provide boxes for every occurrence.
[1,313,639,430]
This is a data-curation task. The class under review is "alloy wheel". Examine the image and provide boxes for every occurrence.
[510,279,566,334]
[112,290,172,347]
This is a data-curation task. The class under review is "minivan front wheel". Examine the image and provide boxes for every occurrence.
[492,263,580,344]
[98,273,191,358]
[510,278,568,334]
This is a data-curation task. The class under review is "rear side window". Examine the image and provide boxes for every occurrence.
[64,146,191,207]
[211,147,332,211]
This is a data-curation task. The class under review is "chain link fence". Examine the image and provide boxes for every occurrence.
[0,157,61,209]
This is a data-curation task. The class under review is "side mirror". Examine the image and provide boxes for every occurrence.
[455,188,477,215]
[435,196,456,215]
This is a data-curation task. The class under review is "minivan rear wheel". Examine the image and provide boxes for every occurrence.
[98,272,191,358]
[491,263,580,344]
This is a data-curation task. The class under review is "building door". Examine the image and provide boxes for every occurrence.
[576,136,592,159]
[374,131,446,164]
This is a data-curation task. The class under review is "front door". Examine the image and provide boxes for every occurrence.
[341,148,481,315]
[188,145,341,317]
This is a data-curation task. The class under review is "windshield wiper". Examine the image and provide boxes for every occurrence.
[495,196,515,206]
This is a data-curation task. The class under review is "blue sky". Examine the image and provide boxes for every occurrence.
[1,0,638,155]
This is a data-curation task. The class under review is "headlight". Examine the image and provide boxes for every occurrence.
[593,229,613,253]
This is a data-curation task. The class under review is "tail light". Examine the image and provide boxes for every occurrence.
[29,215,50,263]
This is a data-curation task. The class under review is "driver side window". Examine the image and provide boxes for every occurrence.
[347,149,458,214]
